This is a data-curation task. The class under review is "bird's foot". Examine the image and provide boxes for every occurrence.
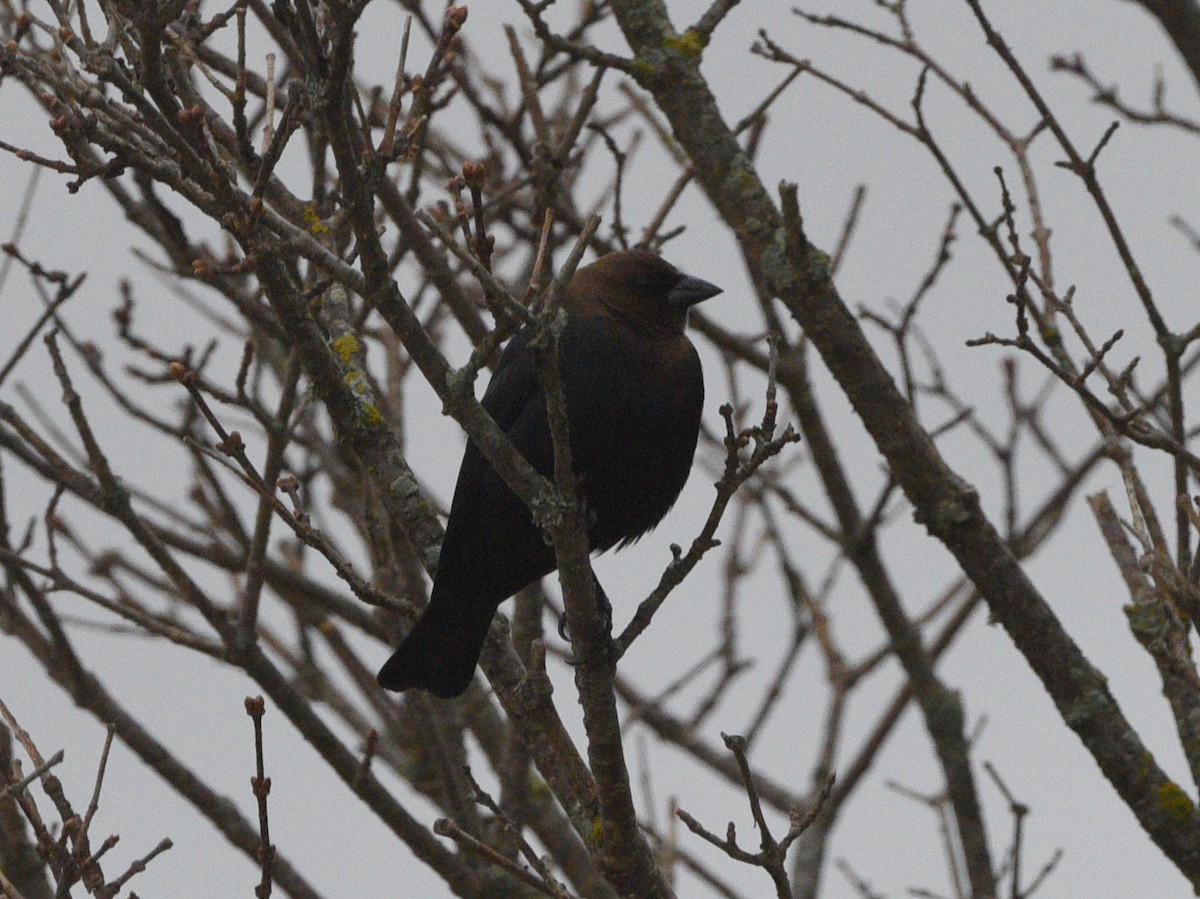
[556,581,613,641]
[597,586,613,631]
[561,634,619,669]
[558,586,616,668]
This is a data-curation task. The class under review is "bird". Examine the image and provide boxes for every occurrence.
[377,249,721,698]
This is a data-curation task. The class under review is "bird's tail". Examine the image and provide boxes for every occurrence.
[376,587,496,699]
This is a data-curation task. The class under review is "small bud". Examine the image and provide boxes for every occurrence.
[220,430,244,456]
[78,341,102,367]
[461,160,485,189]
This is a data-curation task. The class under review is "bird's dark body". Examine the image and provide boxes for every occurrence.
[378,251,719,698]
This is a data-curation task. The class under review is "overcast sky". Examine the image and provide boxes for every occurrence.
[3,1,1199,896]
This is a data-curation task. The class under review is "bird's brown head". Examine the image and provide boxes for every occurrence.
[567,249,722,337]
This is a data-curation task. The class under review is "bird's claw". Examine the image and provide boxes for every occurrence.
[561,634,619,668]
[557,581,613,641]
[559,586,616,668]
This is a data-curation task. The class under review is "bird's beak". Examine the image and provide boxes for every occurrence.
[668,275,723,310]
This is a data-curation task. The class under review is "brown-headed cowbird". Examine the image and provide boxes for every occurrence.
[377,250,721,698]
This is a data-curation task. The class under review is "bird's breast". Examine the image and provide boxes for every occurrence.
[559,318,703,550]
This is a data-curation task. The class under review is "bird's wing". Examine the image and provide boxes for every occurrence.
[435,324,557,606]
[479,326,539,431]
[468,322,555,481]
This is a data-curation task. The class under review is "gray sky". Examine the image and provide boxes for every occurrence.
[2,0,1198,896]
